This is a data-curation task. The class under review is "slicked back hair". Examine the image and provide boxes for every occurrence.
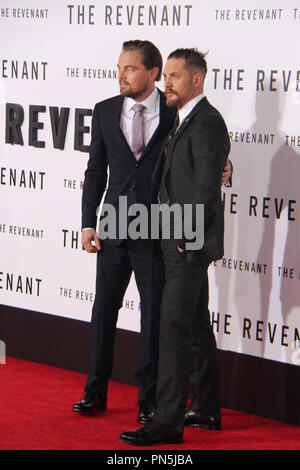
[122,40,163,81]
[167,48,208,78]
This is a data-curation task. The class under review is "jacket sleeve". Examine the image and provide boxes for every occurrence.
[182,114,230,250]
[192,115,230,207]
[81,104,108,230]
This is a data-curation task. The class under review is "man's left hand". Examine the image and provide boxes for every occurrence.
[222,158,232,185]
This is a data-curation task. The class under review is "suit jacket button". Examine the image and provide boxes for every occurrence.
[131,185,135,190]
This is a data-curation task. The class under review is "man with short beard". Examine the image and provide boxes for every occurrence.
[120,48,231,446]
[73,40,175,424]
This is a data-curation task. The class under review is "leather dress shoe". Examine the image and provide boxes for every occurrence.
[120,425,183,446]
[137,402,155,424]
[73,391,107,415]
[184,409,221,430]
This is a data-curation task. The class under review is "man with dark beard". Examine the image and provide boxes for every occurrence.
[120,48,231,446]
[73,40,174,424]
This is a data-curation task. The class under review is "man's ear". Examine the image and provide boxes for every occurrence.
[151,66,160,82]
[194,72,204,89]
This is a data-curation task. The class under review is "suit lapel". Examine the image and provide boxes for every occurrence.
[111,95,137,160]
[173,97,209,146]
[163,97,210,175]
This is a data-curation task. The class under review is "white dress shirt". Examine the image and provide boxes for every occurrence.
[177,93,205,130]
[120,87,160,151]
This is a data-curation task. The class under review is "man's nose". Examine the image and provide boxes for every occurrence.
[164,76,171,88]
[119,69,126,80]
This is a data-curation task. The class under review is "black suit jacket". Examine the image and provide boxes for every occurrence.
[152,97,231,265]
[82,89,176,241]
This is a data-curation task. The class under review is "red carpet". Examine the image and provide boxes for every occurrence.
[0,357,299,451]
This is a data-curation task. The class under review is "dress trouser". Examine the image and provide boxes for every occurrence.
[85,239,165,404]
[153,240,220,428]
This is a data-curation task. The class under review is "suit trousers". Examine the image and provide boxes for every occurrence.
[153,240,220,428]
[85,238,165,404]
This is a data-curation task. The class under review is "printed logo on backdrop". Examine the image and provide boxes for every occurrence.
[66,66,117,80]
[0,223,44,240]
[214,7,300,22]
[210,309,300,350]
[0,167,46,190]
[62,229,84,250]
[0,7,49,20]
[66,3,193,26]
[59,283,139,316]
[0,60,48,81]
[4,103,92,152]
[0,271,42,296]
[210,304,300,366]
[211,67,300,94]
[222,191,297,222]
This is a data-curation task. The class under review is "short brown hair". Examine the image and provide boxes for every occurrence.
[122,40,162,81]
[168,48,207,78]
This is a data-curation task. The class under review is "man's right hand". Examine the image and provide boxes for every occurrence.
[82,228,101,253]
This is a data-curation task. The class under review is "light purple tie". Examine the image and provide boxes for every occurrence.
[132,103,145,160]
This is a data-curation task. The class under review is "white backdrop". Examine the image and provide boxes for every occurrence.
[1,0,299,366]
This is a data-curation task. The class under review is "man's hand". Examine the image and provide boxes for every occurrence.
[222,158,232,186]
[82,228,101,253]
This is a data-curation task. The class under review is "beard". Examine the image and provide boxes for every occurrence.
[119,81,148,101]
[165,90,180,108]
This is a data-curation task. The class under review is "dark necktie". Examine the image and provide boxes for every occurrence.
[168,112,179,140]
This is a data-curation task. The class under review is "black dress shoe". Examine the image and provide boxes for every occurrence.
[137,402,155,424]
[73,391,107,415]
[184,410,221,430]
[119,425,183,446]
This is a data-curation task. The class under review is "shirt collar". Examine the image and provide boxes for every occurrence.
[124,87,159,114]
[178,93,205,126]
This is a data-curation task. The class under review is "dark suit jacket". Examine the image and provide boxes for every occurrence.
[82,89,176,242]
[152,97,231,265]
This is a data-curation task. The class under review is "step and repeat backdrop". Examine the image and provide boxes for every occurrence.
[1,0,299,367]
